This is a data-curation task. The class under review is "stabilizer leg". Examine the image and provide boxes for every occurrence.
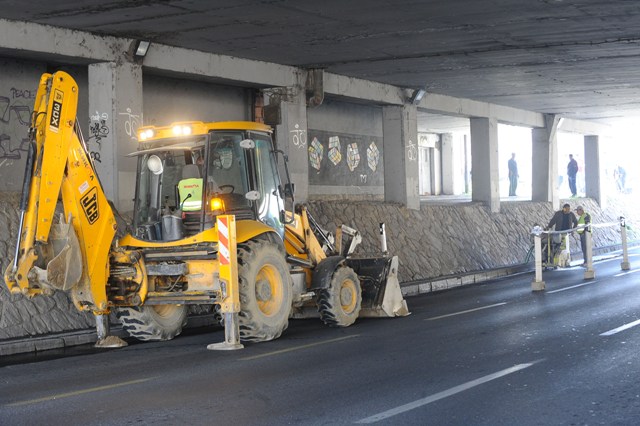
[207,312,244,351]
[94,314,128,348]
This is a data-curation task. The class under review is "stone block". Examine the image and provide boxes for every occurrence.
[419,283,431,293]
[0,340,36,356]
[34,337,65,352]
[63,332,97,347]
[432,281,448,292]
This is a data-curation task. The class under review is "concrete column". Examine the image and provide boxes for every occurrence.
[271,85,309,204]
[441,133,454,195]
[470,117,500,212]
[532,114,560,209]
[383,105,419,210]
[584,135,602,206]
[88,62,142,212]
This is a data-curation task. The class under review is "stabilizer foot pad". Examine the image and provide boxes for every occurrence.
[207,342,244,351]
[95,335,129,348]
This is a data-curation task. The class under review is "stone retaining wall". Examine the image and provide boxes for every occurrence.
[1,192,637,341]
[307,196,637,282]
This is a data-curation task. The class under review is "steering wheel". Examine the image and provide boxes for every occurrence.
[218,184,235,194]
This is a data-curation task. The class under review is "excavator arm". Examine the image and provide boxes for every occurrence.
[4,71,117,313]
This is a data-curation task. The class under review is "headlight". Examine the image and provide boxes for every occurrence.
[172,125,192,136]
[139,129,154,141]
[147,155,163,175]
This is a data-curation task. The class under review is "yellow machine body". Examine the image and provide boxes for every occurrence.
[4,71,408,347]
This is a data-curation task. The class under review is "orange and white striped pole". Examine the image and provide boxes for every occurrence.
[207,215,243,350]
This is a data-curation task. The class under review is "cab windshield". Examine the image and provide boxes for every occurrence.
[132,130,280,241]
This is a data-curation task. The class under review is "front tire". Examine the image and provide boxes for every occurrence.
[317,265,362,327]
[237,240,292,342]
[116,305,188,341]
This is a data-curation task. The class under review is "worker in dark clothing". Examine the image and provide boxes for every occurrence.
[546,203,578,267]
[547,203,578,231]
[508,153,518,196]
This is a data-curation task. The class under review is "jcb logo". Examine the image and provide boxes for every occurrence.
[81,187,99,224]
[49,89,64,133]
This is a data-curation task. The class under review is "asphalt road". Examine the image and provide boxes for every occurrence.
[1,251,640,426]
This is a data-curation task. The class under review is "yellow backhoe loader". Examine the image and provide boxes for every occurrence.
[3,71,409,349]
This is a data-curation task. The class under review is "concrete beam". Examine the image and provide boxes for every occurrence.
[0,18,126,62]
[559,118,611,136]
[143,44,301,88]
[323,73,405,105]
[419,92,545,128]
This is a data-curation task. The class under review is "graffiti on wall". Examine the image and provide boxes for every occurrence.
[307,129,383,186]
[0,88,34,163]
[290,123,307,149]
[406,139,417,162]
[119,108,142,141]
[88,111,110,163]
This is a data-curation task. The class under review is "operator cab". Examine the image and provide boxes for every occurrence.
[130,122,290,242]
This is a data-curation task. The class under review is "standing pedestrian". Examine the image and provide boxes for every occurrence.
[614,165,627,192]
[567,154,579,197]
[508,153,518,196]
[575,205,591,266]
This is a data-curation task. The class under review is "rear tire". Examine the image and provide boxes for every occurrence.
[237,240,292,342]
[317,265,362,327]
[116,305,188,341]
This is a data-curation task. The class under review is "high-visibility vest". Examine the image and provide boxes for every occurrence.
[178,178,203,211]
[577,212,591,234]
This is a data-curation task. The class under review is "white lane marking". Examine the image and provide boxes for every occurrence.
[425,302,507,321]
[355,361,541,424]
[615,269,640,277]
[547,281,598,294]
[240,335,358,361]
[7,377,155,407]
[600,319,640,336]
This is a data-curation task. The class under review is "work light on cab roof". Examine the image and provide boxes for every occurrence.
[137,121,208,142]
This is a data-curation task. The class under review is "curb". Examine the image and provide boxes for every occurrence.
[400,263,532,297]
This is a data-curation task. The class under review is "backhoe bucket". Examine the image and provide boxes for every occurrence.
[346,256,410,318]
[35,220,82,291]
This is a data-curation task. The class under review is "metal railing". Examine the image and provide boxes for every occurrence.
[529,217,631,291]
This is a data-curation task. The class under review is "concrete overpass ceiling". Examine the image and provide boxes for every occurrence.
[3,1,640,126]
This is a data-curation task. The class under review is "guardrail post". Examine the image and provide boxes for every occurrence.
[379,222,388,254]
[531,231,545,291]
[208,214,244,351]
[620,216,630,271]
[583,224,595,279]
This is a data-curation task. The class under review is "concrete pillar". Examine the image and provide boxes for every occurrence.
[383,105,419,210]
[532,114,560,209]
[441,133,454,195]
[584,135,602,206]
[88,62,142,212]
[271,84,309,204]
[470,117,500,212]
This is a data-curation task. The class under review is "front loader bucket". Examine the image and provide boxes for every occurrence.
[35,220,82,291]
[347,256,410,318]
